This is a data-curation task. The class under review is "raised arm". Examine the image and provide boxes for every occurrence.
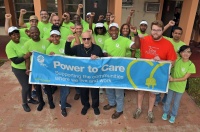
[109,15,115,24]
[130,26,140,49]
[19,9,27,27]
[89,13,95,31]
[126,9,134,25]
[163,20,175,33]
[76,4,83,16]
[65,35,76,55]
[70,26,81,46]
[5,14,12,35]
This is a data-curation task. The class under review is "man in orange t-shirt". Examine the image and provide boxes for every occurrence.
[133,20,177,123]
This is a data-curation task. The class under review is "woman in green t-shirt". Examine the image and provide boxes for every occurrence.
[5,27,38,112]
[162,45,196,124]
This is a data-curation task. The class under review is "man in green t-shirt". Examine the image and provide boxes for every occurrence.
[103,23,140,119]
[24,26,54,111]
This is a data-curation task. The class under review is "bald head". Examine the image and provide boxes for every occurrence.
[52,15,60,26]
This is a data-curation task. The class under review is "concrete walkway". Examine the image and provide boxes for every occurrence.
[0,61,200,131]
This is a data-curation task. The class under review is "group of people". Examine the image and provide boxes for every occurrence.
[5,4,196,124]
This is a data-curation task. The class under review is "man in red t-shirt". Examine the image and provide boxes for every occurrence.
[133,20,177,123]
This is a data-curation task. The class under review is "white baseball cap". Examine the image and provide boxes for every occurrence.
[8,26,19,33]
[109,23,119,29]
[96,23,104,28]
[50,30,60,36]
[86,12,91,16]
[140,20,148,25]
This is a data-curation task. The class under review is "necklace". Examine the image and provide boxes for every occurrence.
[84,47,91,54]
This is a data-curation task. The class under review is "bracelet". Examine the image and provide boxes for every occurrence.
[134,32,138,36]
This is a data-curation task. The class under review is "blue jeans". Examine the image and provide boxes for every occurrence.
[163,89,183,117]
[155,93,167,104]
[60,86,70,110]
[105,89,124,112]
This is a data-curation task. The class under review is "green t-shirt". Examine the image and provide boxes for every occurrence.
[71,36,82,47]
[93,33,110,50]
[46,39,66,55]
[165,37,185,53]
[135,30,148,58]
[62,21,74,29]
[169,59,196,93]
[5,37,28,69]
[37,21,52,38]
[60,26,73,40]
[104,22,109,30]
[104,36,134,57]
[24,38,50,54]
[19,28,30,39]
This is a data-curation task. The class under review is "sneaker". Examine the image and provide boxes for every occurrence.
[74,94,80,100]
[99,89,104,94]
[31,90,37,98]
[59,101,72,108]
[22,103,31,112]
[147,111,155,123]
[169,116,175,123]
[28,98,39,104]
[37,102,45,111]
[81,107,89,115]
[162,113,168,120]
[133,108,142,119]
[94,108,100,115]
[61,109,67,117]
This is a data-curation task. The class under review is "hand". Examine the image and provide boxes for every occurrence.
[169,76,173,82]
[78,4,83,9]
[91,54,98,60]
[87,29,92,35]
[5,14,12,19]
[130,9,135,16]
[62,13,69,19]
[110,15,115,22]
[50,52,55,55]
[130,26,137,34]
[138,34,144,38]
[70,26,76,33]
[90,12,95,17]
[23,52,32,59]
[25,69,31,75]
[67,35,75,42]
[20,9,27,15]
[153,56,161,61]
[168,20,175,26]
[25,29,30,36]
[98,15,104,21]
[50,13,57,17]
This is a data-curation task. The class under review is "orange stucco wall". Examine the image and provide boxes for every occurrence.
[179,0,198,45]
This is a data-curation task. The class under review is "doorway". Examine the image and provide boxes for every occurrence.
[0,0,5,26]
[85,0,107,23]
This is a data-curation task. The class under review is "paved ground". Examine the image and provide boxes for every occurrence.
[0,61,200,131]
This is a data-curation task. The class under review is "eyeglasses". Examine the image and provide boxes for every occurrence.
[82,38,91,41]
[96,27,103,29]
[151,29,162,32]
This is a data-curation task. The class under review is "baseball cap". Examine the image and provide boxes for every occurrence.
[29,15,38,21]
[96,23,104,28]
[8,26,19,34]
[50,30,60,36]
[140,20,148,25]
[86,12,91,16]
[109,23,119,29]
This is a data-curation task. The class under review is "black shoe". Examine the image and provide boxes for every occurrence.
[94,108,100,115]
[37,102,45,111]
[74,94,80,100]
[22,103,31,112]
[81,107,89,115]
[28,98,39,104]
[61,109,67,117]
[49,102,55,109]
[59,101,72,108]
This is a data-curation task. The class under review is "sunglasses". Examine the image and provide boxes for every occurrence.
[96,27,103,29]
[82,38,91,41]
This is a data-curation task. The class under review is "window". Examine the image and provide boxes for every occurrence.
[47,0,58,14]
[63,0,83,20]
[0,0,5,26]
[13,0,34,24]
